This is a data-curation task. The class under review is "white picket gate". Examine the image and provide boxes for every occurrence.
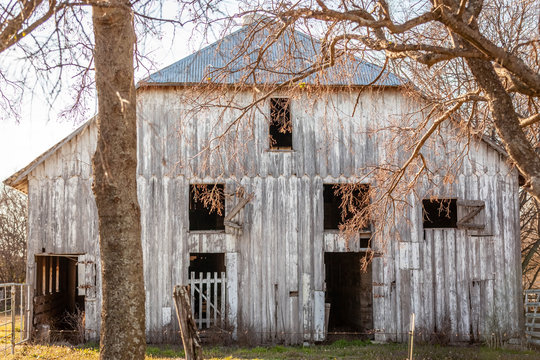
[0,283,30,354]
[189,272,226,329]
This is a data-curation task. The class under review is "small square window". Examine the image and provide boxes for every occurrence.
[422,198,457,229]
[269,98,292,149]
[189,184,225,231]
[323,184,370,230]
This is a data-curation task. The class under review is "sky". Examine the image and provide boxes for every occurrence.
[0,0,248,182]
[0,111,78,181]
[0,3,239,182]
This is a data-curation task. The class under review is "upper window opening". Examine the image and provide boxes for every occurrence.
[189,184,225,231]
[422,198,457,229]
[269,98,292,149]
[323,184,370,231]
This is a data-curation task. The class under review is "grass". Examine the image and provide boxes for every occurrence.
[0,315,24,345]
[1,340,538,359]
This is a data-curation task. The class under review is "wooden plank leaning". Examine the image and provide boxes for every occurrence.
[173,285,203,360]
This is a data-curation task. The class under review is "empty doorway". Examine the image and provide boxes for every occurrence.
[188,253,227,329]
[324,252,372,335]
[34,255,85,342]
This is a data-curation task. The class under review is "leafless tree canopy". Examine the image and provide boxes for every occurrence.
[181,0,538,194]
[1,1,177,358]
[172,0,538,270]
[521,189,540,289]
[0,185,27,283]
[0,0,185,121]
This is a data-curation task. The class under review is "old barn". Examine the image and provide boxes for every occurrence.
[4,24,523,344]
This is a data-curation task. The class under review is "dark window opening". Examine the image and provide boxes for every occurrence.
[269,98,292,149]
[359,238,370,249]
[189,184,225,231]
[324,252,373,336]
[422,198,457,228]
[324,184,370,231]
[34,255,85,343]
[188,253,226,279]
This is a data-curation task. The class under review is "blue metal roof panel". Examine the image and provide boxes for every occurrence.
[142,26,402,87]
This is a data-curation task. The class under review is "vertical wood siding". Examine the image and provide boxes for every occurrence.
[24,88,522,344]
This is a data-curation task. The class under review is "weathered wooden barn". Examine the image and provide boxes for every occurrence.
[4,24,523,344]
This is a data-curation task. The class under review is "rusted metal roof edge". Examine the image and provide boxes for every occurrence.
[136,81,403,90]
[3,117,96,194]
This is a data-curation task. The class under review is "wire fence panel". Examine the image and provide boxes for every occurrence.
[525,289,540,347]
[0,283,30,354]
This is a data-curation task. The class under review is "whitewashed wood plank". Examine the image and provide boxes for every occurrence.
[433,229,445,333]
[313,290,325,341]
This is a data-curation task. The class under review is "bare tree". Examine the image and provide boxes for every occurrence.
[521,189,540,289]
[91,0,145,358]
[1,1,151,358]
[166,0,538,269]
[0,184,26,283]
[180,0,538,200]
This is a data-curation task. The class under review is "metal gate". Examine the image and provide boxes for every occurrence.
[188,272,226,329]
[525,289,540,346]
[0,283,30,354]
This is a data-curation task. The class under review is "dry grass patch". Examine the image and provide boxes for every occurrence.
[1,340,538,359]
[0,315,24,345]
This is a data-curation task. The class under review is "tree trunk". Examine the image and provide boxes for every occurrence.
[91,1,146,359]
[465,56,540,203]
[452,21,540,202]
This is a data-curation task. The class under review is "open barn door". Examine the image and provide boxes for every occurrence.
[33,254,95,343]
[324,252,373,339]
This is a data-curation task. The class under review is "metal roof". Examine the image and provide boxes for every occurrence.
[140,25,402,87]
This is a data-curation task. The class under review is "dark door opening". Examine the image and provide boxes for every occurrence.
[324,252,373,336]
[188,253,226,329]
[188,253,226,279]
[34,255,84,342]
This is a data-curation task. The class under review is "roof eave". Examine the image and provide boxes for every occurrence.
[136,81,403,90]
[3,117,96,194]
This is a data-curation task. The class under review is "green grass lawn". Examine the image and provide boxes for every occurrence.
[2,339,539,359]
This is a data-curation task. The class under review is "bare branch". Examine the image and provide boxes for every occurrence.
[521,113,540,128]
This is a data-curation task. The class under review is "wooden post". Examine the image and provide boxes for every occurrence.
[408,313,415,360]
[11,285,16,354]
[26,284,31,341]
[173,285,203,360]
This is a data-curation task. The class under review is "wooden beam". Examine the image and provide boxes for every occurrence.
[224,220,242,229]
[224,194,253,222]
[173,285,203,360]
[456,200,485,207]
[457,206,483,226]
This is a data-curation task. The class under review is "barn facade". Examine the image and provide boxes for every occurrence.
[5,25,523,344]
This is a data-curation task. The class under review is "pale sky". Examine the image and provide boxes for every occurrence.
[0,5,240,182]
[0,114,78,181]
